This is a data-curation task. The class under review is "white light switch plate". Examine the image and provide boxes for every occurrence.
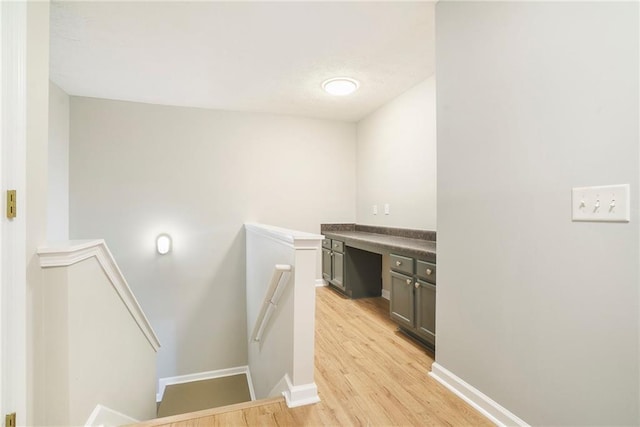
[384,203,390,215]
[572,184,630,222]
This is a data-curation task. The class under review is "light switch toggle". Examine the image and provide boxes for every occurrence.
[572,184,630,222]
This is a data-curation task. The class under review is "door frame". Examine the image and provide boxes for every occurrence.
[0,0,28,423]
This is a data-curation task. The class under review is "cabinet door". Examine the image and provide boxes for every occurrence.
[415,279,436,345]
[390,271,414,328]
[332,252,345,290]
[322,248,332,281]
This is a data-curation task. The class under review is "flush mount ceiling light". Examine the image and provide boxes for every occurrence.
[322,77,359,96]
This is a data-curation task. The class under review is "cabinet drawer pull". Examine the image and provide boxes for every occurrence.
[415,281,420,289]
[406,278,412,285]
[426,269,432,275]
[396,261,402,267]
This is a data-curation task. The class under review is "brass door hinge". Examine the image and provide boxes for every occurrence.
[6,190,16,219]
[5,412,16,427]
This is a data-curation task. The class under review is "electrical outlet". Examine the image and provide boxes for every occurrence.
[384,204,390,215]
[572,184,630,222]
[372,204,378,215]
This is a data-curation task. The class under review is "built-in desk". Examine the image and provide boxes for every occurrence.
[321,224,437,349]
[321,229,436,262]
[321,224,437,296]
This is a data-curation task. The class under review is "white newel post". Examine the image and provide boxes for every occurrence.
[288,235,321,406]
[244,223,322,408]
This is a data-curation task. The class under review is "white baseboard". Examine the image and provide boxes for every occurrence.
[267,374,289,399]
[381,289,390,300]
[85,404,138,427]
[245,367,257,401]
[282,374,321,408]
[429,363,529,427]
[157,365,255,402]
[315,278,328,287]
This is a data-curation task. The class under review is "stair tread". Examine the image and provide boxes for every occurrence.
[132,396,286,426]
[157,374,252,418]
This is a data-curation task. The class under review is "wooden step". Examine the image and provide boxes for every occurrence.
[132,396,285,427]
[157,374,252,418]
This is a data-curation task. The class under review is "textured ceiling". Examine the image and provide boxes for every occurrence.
[50,1,435,122]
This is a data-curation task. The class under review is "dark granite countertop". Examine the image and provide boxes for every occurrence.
[321,224,436,262]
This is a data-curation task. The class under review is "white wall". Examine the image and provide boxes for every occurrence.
[48,82,69,241]
[245,224,321,402]
[69,97,357,380]
[247,240,294,399]
[436,2,639,425]
[356,76,436,230]
[41,257,157,425]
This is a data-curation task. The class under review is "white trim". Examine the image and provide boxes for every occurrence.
[84,404,138,427]
[429,363,529,427]
[157,365,255,403]
[1,0,27,421]
[38,239,109,267]
[245,367,257,401]
[0,2,4,417]
[282,374,320,408]
[315,278,328,287]
[37,240,161,351]
[267,374,289,399]
[381,289,390,300]
[244,223,323,250]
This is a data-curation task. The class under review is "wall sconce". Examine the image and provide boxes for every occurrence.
[156,234,172,255]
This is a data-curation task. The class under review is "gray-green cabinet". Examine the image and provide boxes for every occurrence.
[415,279,436,344]
[322,237,382,298]
[390,254,436,348]
[322,247,332,280]
[322,238,345,292]
[390,271,415,328]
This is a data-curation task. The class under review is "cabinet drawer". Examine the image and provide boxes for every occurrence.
[322,238,332,250]
[331,240,344,253]
[416,260,436,284]
[390,254,413,275]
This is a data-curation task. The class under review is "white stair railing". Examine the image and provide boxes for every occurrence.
[251,264,292,342]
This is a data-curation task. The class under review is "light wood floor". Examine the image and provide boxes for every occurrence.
[145,287,492,426]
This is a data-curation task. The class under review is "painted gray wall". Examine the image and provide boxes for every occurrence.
[356,76,436,230]
[48,82,69,241]
[436,2,639,425]
[69,97,356,379]
[356,76,437,297]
